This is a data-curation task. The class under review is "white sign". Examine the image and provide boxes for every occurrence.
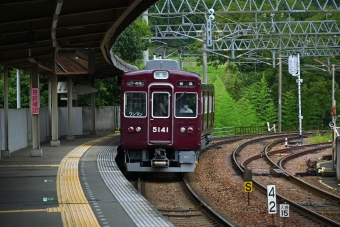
[280,204,289,217]
[288,55,298,76]
[267,185,277,214]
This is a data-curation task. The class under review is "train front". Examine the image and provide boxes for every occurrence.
[120,64,202,172]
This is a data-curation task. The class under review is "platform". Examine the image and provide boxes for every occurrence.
[318,161,340,189]
[0,133,173,227]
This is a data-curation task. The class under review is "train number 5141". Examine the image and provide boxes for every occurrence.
[152,127,168,133]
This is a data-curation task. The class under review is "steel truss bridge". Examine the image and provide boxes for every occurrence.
[146,0,340,68]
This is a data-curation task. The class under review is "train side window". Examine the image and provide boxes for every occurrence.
[124,92,146,117]
[209,94,214,127]
[152,92,169,117]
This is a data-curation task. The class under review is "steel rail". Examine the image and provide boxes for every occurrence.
[182,174,235,227]
[264,142,340,206]
[233,135,340,227]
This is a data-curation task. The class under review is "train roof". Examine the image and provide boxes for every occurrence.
[146,59,180,70]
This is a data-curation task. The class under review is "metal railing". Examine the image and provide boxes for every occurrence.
[212,125,330,138]
[212,126,268,137]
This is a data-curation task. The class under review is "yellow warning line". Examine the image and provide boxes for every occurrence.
[0,207,66,213]
[0,164,59,167]
[0,209,46,213]
[0,134,117,224]
[57,134,116,227]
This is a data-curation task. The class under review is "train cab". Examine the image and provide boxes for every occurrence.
[119,59,214,172]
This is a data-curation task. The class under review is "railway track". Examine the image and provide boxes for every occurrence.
[132,134,277,227]
[124,132,339,226]
[137,173,232,227]
[234,136,340,226]
[125,135,263,227]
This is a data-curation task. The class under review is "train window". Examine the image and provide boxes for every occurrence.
[175,92,197,117]
[210,94,215,127]
[124,92,146,117]
[152,92,170,117]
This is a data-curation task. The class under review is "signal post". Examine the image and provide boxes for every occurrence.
[243,169,253,206]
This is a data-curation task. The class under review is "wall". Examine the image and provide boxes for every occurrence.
[82,106,119,133]
[58,107,83,136]
[0,106,118,155]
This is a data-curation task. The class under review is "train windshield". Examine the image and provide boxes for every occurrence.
[124,92,146,117]
[152,92,170,117]
[175,92,197,117]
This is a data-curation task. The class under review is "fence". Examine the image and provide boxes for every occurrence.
[212,125,331,137]
[212,126,268,137]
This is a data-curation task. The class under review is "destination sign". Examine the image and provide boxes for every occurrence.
[127,81,145,86]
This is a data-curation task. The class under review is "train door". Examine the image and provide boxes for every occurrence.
[149,85,173,144]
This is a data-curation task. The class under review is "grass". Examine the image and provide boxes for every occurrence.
[308,133,332,144]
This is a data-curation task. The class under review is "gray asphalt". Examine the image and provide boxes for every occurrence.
[0,133,136,227]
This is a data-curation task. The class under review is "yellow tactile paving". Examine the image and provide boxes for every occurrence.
[0,134,116,226]
[57,134,115,227]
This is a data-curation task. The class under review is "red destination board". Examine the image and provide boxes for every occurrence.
[31,88,39,115]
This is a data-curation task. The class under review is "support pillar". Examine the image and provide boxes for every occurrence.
[337,137,340,181]
[30,62,42,156]
[90,79,96,135]
[66,77,74,141]
[17,69,21,109]
[46,77,52,141]
[50,72,60,147]
[1,66,10,157]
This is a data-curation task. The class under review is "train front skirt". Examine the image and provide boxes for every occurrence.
[125,150,198,172]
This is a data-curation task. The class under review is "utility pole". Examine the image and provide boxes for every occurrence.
[142,10,149,66]
[278,57,282,132]
[296,53,303,143]
[332,64,336,170]
[202,29,207,84]
[288,53,303,143]
[315,58,337,170]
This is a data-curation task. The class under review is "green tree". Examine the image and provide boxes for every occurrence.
[282,90,298,131]
[76,77,121,106]
[302,80,332,127]
[236,97,258,126]
[0,69,48,109]
[222,61,244,100]
[213,76,239,127]
[113,18,152,65]
[243,75,277,125]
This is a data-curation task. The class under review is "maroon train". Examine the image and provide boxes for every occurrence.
[118,59,214,172]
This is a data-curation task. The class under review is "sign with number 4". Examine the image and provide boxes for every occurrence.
[267,185,276,214]
[280,204,289,217]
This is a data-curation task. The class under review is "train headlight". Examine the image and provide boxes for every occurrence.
[180,127,186,133]
[136,127,141,132]
[187,127,193,133]
[128,126,134,132]
[154,71,169,79]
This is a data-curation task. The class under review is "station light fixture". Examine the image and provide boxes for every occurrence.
[55,0,63,15]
